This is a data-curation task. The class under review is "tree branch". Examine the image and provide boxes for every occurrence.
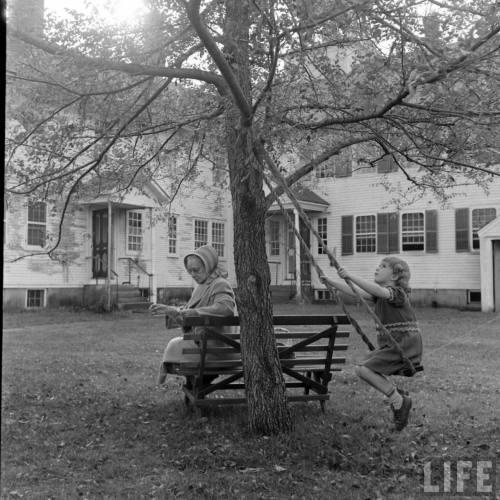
[184,0,253,123]
[9,28,227,91]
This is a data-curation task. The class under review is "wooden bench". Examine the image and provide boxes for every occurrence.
[169,314,351,410]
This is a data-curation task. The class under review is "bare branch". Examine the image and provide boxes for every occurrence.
[9,28,227,91]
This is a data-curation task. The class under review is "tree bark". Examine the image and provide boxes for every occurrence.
[223,0,292,434]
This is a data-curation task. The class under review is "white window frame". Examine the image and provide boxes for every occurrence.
[167,215,178,256]
[401,212,425,252]
[317,217,328,254]
[194,219,209,249]
[269,220,280,256]
[355,215,376,253]
[471,208,496,250]
[127,210,143,253]
[26,201,47,248]
[26,289,45,308]
[211,221,225,257]
[193,219,226,258]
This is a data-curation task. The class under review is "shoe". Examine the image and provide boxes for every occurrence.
[392,395,412,431]
[397,387,409,397]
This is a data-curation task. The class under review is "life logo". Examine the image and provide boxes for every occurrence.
[422,458,497,496]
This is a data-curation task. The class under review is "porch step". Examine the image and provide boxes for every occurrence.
[117,301,152,312]
[115,285,151,311]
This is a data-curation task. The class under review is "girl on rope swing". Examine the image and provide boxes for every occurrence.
[320,256,423,431]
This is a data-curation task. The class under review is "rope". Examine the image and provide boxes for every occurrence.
[256,142,416,375]
[263,174,375,351]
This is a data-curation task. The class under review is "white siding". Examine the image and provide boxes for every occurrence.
[4,195,91,288]
[305,170,500,291]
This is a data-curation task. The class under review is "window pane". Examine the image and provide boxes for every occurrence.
[269,220,280,256]
[472,208,496,250]
[27,201,47,246]
[194,220,208,249]
[168,216,177,254]
[27,223,46,247]
[128,211,142,251]
[355,215,376,253]
[402,212,424,251]
[212,222,225,257]
[317,217,328,254]
[28,202,46,223]
[27,289,44,308]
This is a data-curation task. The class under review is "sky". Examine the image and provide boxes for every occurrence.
[44,0,149,26]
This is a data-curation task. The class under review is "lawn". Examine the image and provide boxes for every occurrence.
[2,304,499,499]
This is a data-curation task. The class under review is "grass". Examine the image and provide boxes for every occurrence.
[2,304,500,499]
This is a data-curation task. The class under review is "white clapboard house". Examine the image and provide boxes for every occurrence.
[5,0,500,312]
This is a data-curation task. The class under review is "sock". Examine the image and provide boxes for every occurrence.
[387,388,403,409]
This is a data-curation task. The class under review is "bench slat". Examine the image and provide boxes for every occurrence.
[183,329,350,341]
[181,344,349,355]
[176,356,347,370]
[182,314,350,327]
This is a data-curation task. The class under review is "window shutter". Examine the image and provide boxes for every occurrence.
[376,155,397,173]
[425,210,438,253]
[388,212,399,253]
[377,212,399,254]
[377,213,389,254]
[335,162,353,178]
[455,208,469,252]
[341,215,353,255]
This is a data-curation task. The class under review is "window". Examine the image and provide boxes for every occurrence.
[468,290,481,304]
[127,211,143,252]
[402,212,425,251]
[472,208,496,250]
[168,215,177,255]
[344,210,437,255]
[269,220,280,256]
[27,201,46,247]
[355,215,376,253]
[376,155,398,173]
[316,151,352,178]
[212,222,225,257]
[194,220,208,249]
[27,289,44,308]
[456,207,496,251]
[317,217,328,254]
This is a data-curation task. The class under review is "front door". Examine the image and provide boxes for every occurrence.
[494,240,500,312]
[92,209,108,278]
[299,217,311,283]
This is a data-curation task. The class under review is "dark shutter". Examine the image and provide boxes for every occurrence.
[388,212,399,253]
[341,215,353,255]
[376,155,397,173]
[335,162,353,178]
[425,210,438,253]
[455,208,469,252]
[378,212,399,254]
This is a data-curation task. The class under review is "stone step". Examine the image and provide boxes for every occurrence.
[117,301,152,311]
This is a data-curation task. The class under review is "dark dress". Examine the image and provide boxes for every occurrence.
[360,286,423,375]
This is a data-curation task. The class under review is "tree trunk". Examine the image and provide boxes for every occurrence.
[224,0,292,434]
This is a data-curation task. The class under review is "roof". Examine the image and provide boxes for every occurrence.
[267,184,329,214]
[290,185,329,206]
[478,216,500,239]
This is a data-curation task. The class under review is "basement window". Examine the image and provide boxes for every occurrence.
[27,289,45,308]
[467,290,481,304]
[315,289,333,301]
